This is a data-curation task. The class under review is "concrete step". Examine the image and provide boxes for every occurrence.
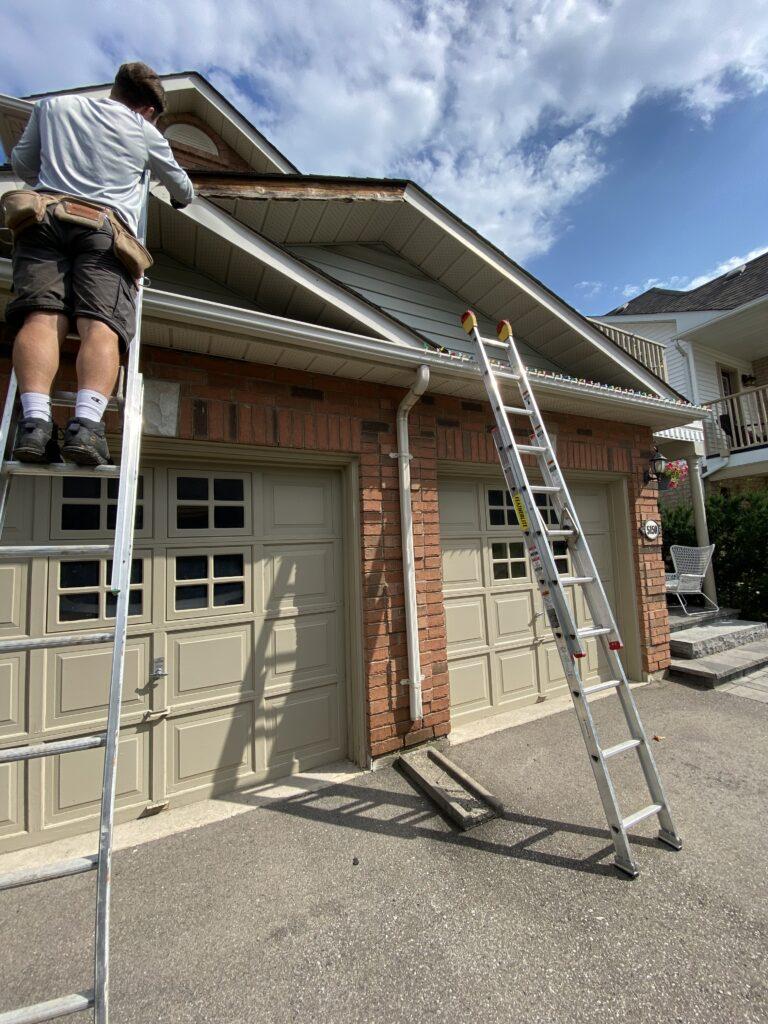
[668,640,768,688]
[670,620,768,660]
[668,607,740,633]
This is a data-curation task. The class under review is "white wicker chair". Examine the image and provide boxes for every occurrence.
[665,544,718,615]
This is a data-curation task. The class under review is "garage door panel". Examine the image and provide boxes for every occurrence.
[168,625,253,708]
[264,612,339,694]
[263,543,337,612]
[263,472,337,538]
[438,481,480,534]
[168,703,254,795]
[265,686,342,769]
[43,639,149,730]
[0,763,25,840]
[496,647,538,703]
[43,726,149,828]
[1,477,33,543]
[537,643,569,695]
[0,655,26,741]
[449,655,491,719]
[441,538,483,591]
[491,591,536,645]
[445,595,488,654]
[0,562,27,637]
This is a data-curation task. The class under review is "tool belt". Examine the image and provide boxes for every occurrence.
[0,189,153,280]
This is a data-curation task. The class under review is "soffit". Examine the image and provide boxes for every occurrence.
[201,183,669,394]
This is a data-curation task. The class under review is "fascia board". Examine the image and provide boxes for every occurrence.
[402,183,681,402]
[154,188,431,350]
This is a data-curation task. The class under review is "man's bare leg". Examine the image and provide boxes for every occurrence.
[13,310,68,396]
[75,317,120,400]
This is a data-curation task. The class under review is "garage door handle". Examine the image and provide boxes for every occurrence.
[143,708,169,723]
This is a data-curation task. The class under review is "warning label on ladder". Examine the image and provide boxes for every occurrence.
[512,494,528,530]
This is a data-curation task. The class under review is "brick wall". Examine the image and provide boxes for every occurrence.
[0,343,671,757]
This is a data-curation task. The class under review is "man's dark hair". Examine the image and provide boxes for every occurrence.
[111,62,166,115]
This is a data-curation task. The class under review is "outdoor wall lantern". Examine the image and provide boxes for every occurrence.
[644,447,668,484]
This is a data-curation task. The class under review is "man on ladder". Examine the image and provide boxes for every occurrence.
[0,63,193,1024]
[4,61,194,465]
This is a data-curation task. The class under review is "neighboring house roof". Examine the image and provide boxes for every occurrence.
[605,249,768,316]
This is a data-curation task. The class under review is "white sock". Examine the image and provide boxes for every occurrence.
[75,389,108,423]
[20,392,51,422]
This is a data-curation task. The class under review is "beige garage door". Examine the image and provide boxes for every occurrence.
[0,461,346,852]
[440,477,617,726]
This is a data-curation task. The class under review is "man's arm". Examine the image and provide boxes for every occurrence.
[10,104,42,185]
[142,122,195,208]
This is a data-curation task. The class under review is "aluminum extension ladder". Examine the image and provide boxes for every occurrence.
[461,310,682,877]
[0,175,150,1023]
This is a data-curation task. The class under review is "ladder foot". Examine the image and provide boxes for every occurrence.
[613,856,640,879]
[657,828,683,851]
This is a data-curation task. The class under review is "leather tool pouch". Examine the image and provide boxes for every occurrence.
[109,217,153,280]
[0,189,49,238]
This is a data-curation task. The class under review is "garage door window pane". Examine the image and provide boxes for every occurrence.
[61,504,101,531]
[553,541,569,574]
[63,478,100,499]
[176,555,207,581]
[60,560,99,589]
[176,584,208,610]
[177,477,208,501]
[177,505,209,530]
[213,478,243,501]
[106,590,143,618]
[213,553,244,578]
[214,505,244,529]
[213,582,244,607]
[493,562,509,580]
[60,592,100,621]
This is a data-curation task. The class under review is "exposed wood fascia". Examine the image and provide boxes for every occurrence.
[198,181,406,202]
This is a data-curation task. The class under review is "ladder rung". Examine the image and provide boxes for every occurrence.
[0,990,95,1023]
[0,734,106,764]
[2,462,120,478]
[622,803,663,831]
[503,405,532,417]
[576,626,611,639]
[602,738,641,759]
[517,444,547,455]
[546,528,574,538]
[0,544,112,560]
[558,575,594,587]
[530,485,561,494]
[51,390,121,412]
[0,631,114,654]
[481,337,510,350]
[582,679,621,696]
[0,854,98,892]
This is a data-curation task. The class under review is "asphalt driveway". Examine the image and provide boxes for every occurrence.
[3,680,766,1023]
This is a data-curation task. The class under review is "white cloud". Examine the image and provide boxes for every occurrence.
[2,0,768,261]
[576,280,604,299]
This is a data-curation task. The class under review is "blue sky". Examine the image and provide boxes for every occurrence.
[1,0,767,316]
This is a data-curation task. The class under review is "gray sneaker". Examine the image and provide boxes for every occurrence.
[62,417,110,466]
[12,417,58,463]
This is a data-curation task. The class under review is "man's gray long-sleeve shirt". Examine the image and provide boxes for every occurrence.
[11,95,194,235]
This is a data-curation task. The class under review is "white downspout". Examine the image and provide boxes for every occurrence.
[394,365,430,721]
[675,339,701,406]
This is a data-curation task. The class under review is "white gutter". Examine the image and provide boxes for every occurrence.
[394,365,430,721]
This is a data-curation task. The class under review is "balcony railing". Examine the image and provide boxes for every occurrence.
[590,320,668,381]
[702,383,768,456]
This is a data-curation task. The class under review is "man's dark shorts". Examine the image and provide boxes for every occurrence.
[5,209,137,349]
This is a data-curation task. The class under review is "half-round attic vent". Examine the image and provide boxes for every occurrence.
[164,123,219,157]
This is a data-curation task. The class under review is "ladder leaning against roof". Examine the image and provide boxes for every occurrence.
[460,309,682,877]
[0,172,150,1024]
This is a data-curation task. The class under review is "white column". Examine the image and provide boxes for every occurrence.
[687,454,717,604]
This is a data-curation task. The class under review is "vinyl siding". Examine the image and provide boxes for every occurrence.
[291,243,563,371]
[150,252,261,308]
